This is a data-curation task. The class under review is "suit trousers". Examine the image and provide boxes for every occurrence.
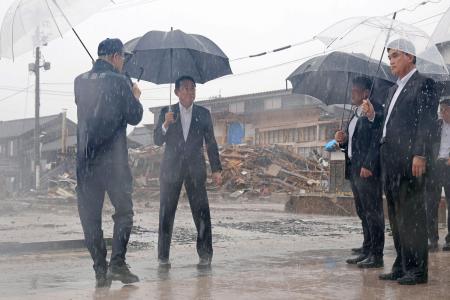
[76,163,134,273]
[426,160,450,243]
[158,161,213,260]
[381,145,428,277]
[349,163,385,256]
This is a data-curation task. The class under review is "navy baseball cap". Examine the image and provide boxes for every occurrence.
[97,38,124,56]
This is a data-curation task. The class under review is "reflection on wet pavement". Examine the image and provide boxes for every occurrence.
[0,199,450,299]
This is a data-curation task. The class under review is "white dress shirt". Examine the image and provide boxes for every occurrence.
[438,121,450,159]
[161,103,193,142]
[382,68,417,138]
[348,105,362,159]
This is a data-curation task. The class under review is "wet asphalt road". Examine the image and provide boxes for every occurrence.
[1,196,450,299]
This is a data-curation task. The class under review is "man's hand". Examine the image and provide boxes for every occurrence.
[361,99,375,120]
[212,172,222,186]
[132,83,141,100]
[335,130,347,144]
[412,156,426,177]
[163,111,175,129]
[447,158,450,167]
[360,167,373,178]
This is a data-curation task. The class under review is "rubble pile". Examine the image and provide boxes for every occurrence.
[217,145,329,196]
[41,144,328,200]
[128,146,164,199]
[47,173,77,200]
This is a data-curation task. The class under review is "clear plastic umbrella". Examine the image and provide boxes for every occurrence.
[431,7,450,45]
[0,0,113,60]
[315,16,449,76]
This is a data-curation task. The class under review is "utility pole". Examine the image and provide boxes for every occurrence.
[34,47,41,191]
[29,47,50,191]
[61,109,67,155]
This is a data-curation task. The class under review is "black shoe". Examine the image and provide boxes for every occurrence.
[378,272,404,281]
[357,255,384,269]
[429,241,439,252]
[95,269,112,288]
[197,257,212,268]
[351,247,363,254]
[443,242,450,251]
[109,262,139,284]
[346,254,368,265]
[397,274,428,285]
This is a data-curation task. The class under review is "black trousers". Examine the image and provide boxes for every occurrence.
[76,163,134,273]
[381,147,428,277]
[349,164,385,256]
[158,164,213,261]
[426,160,450,244]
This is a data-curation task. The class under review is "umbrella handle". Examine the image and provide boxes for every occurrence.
[124,72,134,87]
[137,67,144,82]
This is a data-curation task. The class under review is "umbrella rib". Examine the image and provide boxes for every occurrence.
[328,17,371,49]
[45,0,64,38]
[367,29,385,75]
[51,0,74,28]
[51,0,94,61]
[10,0,23,60]
[187,49,204,83]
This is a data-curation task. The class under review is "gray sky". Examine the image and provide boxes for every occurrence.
[0,0,449,126]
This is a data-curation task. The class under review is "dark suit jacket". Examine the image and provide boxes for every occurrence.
[377,71,439,178]
[154,103,222,183]
[341,101,384,180]
[429,119,444,163]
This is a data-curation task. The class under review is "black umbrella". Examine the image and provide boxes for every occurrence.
[123,28,232,107]
[287,51,396,106]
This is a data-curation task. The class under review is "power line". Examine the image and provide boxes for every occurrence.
[229,0,445,63]
[0,85,34,103]
[0,3,448,104]
[230,38,315,62]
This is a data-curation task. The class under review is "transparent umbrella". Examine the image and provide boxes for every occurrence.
[0,0,113,60]
[315,16,449,76]
[431,7,450,46]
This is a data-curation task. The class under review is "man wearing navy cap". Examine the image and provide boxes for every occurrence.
[75,38,143,288]
[426,96,450,252]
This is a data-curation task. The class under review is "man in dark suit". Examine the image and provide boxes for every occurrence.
[75,38,143,287]
[363,39,439,285]
[154,75,222,268]
[426,97,450,252]
[335,77,385,268]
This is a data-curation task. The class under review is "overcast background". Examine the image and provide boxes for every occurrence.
[0,0,449,126]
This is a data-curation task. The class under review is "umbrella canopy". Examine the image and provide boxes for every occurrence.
[315,16,449,76]
[287,51,396,106]
[0,0,112,59]
[123,29,232,84]
[431,7,450,46]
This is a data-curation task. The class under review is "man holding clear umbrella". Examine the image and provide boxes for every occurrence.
[363,39,439,285]
[75,38,143,287]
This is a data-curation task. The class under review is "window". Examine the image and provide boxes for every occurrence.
[229,102,245,113]
[9,140,14,157]
[264,98,282,110]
